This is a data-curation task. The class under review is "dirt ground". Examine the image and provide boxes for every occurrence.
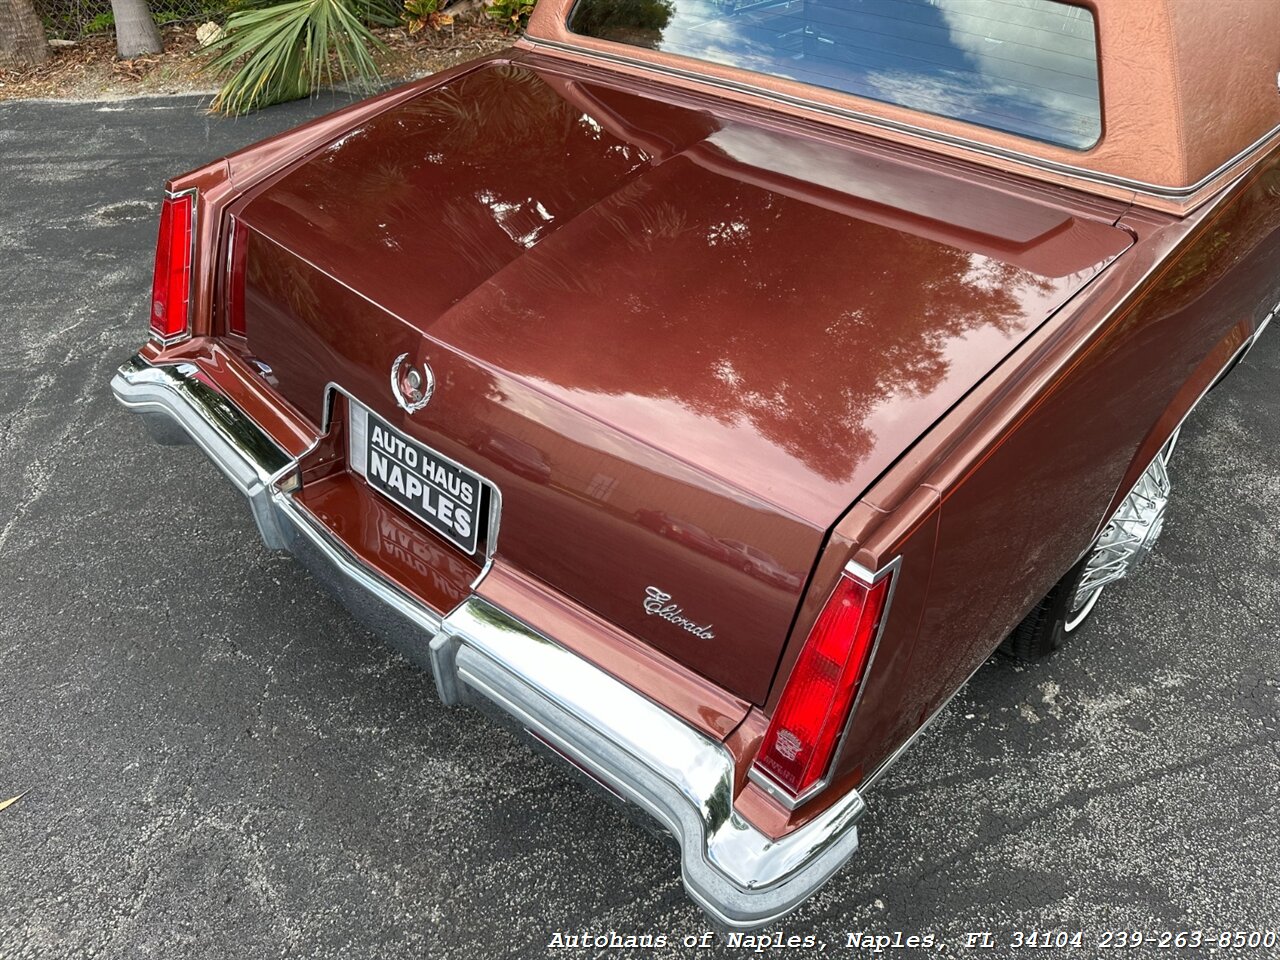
[0,17,512,103]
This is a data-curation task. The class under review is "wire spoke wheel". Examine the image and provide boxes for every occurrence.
[1002,427,1180,659]
[1070,426,1179,619]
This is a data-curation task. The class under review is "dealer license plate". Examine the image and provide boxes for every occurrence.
[348,402,484,555]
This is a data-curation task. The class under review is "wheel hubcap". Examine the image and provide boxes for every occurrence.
[1070,428,1178,617]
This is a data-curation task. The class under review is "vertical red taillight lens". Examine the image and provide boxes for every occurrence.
[751,563,897,805]
[149,191,195,343]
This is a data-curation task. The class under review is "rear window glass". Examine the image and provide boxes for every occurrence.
[566,0,1101,149]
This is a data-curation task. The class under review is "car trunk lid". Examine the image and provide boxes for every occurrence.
[228,61,1133,704]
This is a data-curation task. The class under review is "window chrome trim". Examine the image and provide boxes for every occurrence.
[221,212,241,340]
[523,37,1280,201]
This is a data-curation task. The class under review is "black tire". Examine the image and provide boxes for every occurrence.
[999,552,1098,661]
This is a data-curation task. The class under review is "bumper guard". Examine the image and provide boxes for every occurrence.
[110,353,868,929]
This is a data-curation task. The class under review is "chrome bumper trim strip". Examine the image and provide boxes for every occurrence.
[109,353,867,929]
[110,354,294,548]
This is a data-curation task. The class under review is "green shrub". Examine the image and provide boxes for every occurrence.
[402,0,451,33]
[84,10,114,32]
[486,0,535,32]
[203,0,388,114]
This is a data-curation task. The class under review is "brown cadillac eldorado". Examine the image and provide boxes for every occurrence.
[111,0,1280,927]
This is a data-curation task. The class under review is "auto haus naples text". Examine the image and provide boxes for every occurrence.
[368,421,476,543]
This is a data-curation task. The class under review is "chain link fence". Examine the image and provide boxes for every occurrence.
[34,0,230,40]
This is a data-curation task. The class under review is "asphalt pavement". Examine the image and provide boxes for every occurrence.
[1,94,1277,960]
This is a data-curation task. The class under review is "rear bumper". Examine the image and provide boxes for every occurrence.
[110,352,868,929]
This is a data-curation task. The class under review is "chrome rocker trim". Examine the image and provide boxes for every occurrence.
[110,353,868,930]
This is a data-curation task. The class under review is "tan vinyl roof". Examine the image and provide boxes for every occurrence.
[525,0,1280,209]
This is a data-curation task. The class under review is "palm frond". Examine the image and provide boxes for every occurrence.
[354,0,403,27]
[204,0,386,115]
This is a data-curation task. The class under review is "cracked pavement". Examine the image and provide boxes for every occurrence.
[1,95,1277,959]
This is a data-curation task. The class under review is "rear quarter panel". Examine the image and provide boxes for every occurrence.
[899,153,1280,730]
[743,153,1280,835]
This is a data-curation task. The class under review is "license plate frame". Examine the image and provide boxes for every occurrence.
[348,402,485,556]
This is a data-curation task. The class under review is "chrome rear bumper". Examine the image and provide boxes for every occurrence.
[110,353,867,929]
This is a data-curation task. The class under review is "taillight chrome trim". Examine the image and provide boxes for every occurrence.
[149,187,199,347]
[223,213,248,340]
[749,555,901,811]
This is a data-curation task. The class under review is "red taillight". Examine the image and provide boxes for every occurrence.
[751,562,897,805]
[149,191,195,343]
